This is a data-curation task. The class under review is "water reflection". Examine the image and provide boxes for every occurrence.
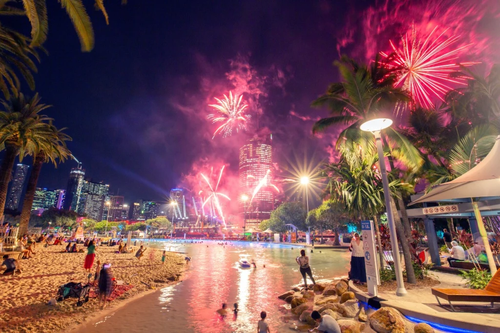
[75,242,350,333]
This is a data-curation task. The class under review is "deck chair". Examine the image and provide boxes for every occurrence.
[432,269,500,311]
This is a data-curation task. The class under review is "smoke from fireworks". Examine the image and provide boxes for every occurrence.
[248,169,280,205]
[200,165,231,226]
[381,27,475,108]
[208,91,250,139]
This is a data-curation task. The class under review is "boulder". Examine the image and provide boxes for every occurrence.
[340,291,355,304]
[302,290,315,300]
[317,303,347,316]
[315,295,339,305]
[285,295,294,304]
[358,307,367,322]
[292,303,311,316]
[338,319,366,333]
[278,291,294,300]
[414,323,434,333]
[321,309,343,320]
[292,287,301,292]
[322,284,338,296]
[335,280,349,295]
[313,283,326,292]
[291,297,307,308]
[299,309,316,326]
[369,307,406,333]
[342,300,359,318]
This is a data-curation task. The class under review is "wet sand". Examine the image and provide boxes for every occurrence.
[0,243,184,333]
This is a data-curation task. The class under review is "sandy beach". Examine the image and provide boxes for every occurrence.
[0,242,184,333]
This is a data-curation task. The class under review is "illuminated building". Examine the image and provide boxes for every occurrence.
[141,200,159,220]
[131,202,142,220]
[169,188,187,220]
[78,180,109,221]
[6,164,30,211]
[32,188,65,211]
[63,166,85,211]
[239,134,274,230]
[108,195,125,221]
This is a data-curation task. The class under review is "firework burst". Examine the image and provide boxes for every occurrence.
[249,170,280,205]
[200,166,231,226]
[208,91,250,139]
[381,26,475,109]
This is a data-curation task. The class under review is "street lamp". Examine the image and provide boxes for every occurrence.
[105,201,111,234]
[300,176,311,245]
[241,194,249,235]
[170,201,177,237]
[361,117,407,296]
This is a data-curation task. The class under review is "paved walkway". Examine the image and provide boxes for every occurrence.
[352,271,500,333]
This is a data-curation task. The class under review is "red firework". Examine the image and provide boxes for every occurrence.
[381,27,476,108]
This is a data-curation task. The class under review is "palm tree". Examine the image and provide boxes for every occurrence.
[18,122,71,236]
[0,93,51,219]
[3,0,114,52]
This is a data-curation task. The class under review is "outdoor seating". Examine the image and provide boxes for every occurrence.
[432,269,500,311]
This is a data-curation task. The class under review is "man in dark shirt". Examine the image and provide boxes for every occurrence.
[443,228,452,248]
[1,254,18,275]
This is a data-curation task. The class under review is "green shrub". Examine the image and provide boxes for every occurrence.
[380,266,396,282]
[460,268,492,289]
[440,244,449,253]
[412,262,431,279]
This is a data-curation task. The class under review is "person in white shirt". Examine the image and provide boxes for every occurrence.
[348,233,366,284]
[311,310,341,333]
[447,241,466,265]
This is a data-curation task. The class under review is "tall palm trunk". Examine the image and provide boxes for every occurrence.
[18,153,44,237]
[0,145,19,219]
[390,197,416,283]
[373,215,385,271]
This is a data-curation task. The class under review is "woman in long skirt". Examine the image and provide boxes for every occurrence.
[98,263,113,309]
[349,233,366,284]
[84,240,96,272]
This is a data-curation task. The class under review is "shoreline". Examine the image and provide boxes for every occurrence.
[0,243,185,333]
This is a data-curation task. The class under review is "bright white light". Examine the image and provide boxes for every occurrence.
[170,201,177,206]
[241,194,249,202]
[300,176,310,185]
[360,118,393,132]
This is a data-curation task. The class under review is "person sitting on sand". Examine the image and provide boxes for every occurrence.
[98,263,114,309]
[20,240,35,259]
[2,254,21,275]
[311,310,340,333]
[118,242,124,253]
[65,243,71,252]
[71,243,78,253]
[135,246,146,260]
[217,303,228,316]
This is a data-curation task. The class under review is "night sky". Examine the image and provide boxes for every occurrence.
[6,0,499,204]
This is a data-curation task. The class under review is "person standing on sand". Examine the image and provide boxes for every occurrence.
[84,240,96,272]
[296,249,316,289]
[257,311,271,333]
[135,245,146,260]
[162,250,166,264]
[98,263,113,309]
[348,233,366,285]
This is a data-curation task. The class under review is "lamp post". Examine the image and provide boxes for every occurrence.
[300,176,311,245]
[170,201,177,238]
[241,194,249,235]
[361,118,407,296]
[104,201,111,234]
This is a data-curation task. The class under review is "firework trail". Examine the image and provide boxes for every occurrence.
[200,166,231,226]
[249,169,280,205]
[381,27,475,108]
[208,91,250,139]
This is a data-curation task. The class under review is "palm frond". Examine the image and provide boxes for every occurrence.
[22,0,48,47]
[59,0,94,52]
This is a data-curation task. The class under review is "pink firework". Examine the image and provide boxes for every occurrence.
[208,91,250,139]
[381,27,475,108]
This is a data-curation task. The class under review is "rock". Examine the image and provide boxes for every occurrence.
[369,307,406,333]
[292,287,301,292]
[317,303,347,316]
[302,290,315,300]
[313,283,326,292]
[335,280,349,296]
[358,307,367,322]
[315,295,339,305]
[321,309,343,320]
[340,291,355,304]
[278,291,295,300]
[342,300,359,318]
[292,303,311,316]
[291,297,307,308]
[414,323,434,333]
[299,309,316,326]
[285,295,294,303]
[322,284,338,296]
[338,319,365,333]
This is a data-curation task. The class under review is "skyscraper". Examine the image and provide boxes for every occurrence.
[63,166,85,211]
[79,180,109,221]
[108,195,125,221]
[6,164,30,211]
[141,200,159,220]
[239,135,274,230]
[131,202,142,220]
[32,188,66,212]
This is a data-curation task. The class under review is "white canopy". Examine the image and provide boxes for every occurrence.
[412,135,500,204]
[263,228,273,233]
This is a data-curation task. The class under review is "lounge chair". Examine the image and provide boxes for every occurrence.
[432,269,500,311]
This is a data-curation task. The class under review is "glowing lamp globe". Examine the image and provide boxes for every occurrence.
[241,194,249,202]
[360,118,393,132]
[300,176,310,185]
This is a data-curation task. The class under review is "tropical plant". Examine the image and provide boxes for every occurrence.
[145,217,171,230]
[460,268,492,289]
[266,202,307,233]
[19,122,71,236]
[306,200,349,245]
[0,93,52,218]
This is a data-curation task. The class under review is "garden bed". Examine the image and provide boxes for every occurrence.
[356,276,440,293]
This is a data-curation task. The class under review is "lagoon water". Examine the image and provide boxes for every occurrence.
[76,241,350,333]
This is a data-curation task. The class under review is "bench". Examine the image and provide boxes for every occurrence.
[432,269,500,311]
